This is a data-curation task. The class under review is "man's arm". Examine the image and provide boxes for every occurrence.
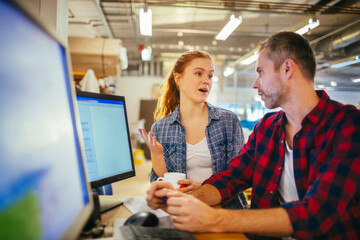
[166,191,293,237]
[191,184,222,206]
[214,207,293,236]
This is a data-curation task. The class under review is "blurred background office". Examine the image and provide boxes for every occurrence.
[18,0,360,157]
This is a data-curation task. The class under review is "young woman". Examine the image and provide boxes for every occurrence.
[139,51,247,209]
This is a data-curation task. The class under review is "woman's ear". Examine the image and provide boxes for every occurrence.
[174,73,181,86]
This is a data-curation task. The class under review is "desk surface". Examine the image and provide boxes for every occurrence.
[100,160,248,240]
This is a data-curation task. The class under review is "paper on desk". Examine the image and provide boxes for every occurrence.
[119,196,169,218]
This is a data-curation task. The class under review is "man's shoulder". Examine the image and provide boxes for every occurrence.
[328,99,360,120]
[259,111,283,126]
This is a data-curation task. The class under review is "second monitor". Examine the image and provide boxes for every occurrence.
[76,91,135,212]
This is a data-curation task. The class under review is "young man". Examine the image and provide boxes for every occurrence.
[146,32,360,239]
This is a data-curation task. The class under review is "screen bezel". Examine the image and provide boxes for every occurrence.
[76,91,136,189]
[7,1,94,239]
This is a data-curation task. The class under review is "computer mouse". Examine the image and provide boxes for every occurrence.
[124,211,159,227]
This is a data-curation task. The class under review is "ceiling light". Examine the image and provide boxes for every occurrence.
[331,55,360,69]
[139,8,152,36]
[295,18,320,35]
[317,84,325,89]
[223,67,234,77]
[215,15,242,41]
[212,40,217,45]
[330,81,337,87]
[240,52,259,65]
[352,78,360,83]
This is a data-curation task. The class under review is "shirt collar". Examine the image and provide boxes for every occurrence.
[168,102,219,124]
[302,90,329,125]
[278,90,329,128]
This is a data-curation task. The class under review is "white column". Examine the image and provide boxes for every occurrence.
[17,0,69,44]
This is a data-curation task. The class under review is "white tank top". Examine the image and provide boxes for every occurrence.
[186,137,214,182]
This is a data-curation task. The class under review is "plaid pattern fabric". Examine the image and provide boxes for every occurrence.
[150,102,248,209]
[204,90,360,239]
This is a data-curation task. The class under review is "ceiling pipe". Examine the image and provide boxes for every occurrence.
[130,0,141,54]
[94,0,114,38]
[331,23,360,50]
[315,20,360,56]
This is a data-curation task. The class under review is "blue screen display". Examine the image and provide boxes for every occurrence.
[76,96,133,183]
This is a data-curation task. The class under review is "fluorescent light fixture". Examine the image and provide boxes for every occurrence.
[240,52,259,65]
[331,56,360,69]
[295,18,320,35]
[215,15,242,41]
[141,46,152,61]
[139,8,152,36]
[352,78,360,83]
[223,66,234,77]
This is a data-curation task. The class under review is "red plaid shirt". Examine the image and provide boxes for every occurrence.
[204,90,360,239]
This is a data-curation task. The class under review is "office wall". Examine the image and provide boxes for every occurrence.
[114,76,163,133]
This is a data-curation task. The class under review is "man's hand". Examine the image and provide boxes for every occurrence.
[165,191,221,233]
[146,181,175,211]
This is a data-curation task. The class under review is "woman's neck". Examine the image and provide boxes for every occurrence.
[179,99,208,123]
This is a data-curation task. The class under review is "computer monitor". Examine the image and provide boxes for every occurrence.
[0,1,92,239]
[76,91,135,212]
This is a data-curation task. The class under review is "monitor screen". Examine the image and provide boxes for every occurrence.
[0,1,92,239]
[76,91,135,189]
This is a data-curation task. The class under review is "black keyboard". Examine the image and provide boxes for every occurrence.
[115,225,196,240]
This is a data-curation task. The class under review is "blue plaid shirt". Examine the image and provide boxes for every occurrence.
[150,102,248,209]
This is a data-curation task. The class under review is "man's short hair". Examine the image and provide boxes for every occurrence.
[257,32,316,81]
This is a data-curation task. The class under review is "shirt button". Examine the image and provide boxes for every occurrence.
[281,139,284,144]
[278,167,282,171]
[295,134,299,138]
[270,191,274,194]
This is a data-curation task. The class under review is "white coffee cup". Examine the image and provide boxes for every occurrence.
[157,172,186,189]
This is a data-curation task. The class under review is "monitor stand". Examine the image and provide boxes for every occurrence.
[99,196,123,213]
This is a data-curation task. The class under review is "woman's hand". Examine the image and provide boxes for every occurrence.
[177,179,202,194]
[138,128,167,177]
[138,128,164,157]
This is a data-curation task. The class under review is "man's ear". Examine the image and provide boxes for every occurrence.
[283,59,295,80]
